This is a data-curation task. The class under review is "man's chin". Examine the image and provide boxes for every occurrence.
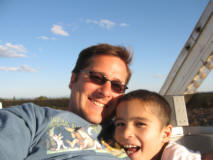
[86,116,102,124]
[85,112,114,124]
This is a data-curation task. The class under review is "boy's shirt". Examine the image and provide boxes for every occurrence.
[161,142,201,160]
[0,103,128,160]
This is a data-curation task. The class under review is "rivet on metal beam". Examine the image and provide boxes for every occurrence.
[185,44,191,50]
[195,26,202,33]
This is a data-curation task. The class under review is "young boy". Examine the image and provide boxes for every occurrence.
[114,89,201,160]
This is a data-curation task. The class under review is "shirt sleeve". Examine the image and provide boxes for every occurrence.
[0,103,40,160]
[161,142,201,160]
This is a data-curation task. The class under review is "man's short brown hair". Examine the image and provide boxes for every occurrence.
[72,43,133,84]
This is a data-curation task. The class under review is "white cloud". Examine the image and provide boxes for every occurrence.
[0,65,37,72]
[86,19,116,29]
[0,43,27,58]
[120,23,128,27]
[86,19,99,25]
[99,19,115,29]
[51,37,56,40]
[51,24,69,36]
[154,74,165,79]
[5,43,26,53]
[38,36,49,40]
[37,36,56,40]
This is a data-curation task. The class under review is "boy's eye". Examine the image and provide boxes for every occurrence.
[135,122,145,127]
[115,122,125,127]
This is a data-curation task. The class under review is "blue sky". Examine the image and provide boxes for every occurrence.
[0,0,212,98]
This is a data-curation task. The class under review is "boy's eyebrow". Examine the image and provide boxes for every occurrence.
[114,117,123,121]
[115,116,150,122]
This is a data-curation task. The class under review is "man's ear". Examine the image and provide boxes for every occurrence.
[69,73,77,89]
[161,125,172,143]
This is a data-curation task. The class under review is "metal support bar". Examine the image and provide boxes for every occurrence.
[164,96,189,126]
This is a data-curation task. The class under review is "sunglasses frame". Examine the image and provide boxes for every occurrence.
[80,70,128,93]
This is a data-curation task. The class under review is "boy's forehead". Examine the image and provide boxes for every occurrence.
[117,99,144,112]
[117,100,163,124]
[116,100,162,123]
[117,99,159,116]
[118,99,149,108]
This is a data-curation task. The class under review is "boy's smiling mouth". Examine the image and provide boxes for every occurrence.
[123,144,141,155]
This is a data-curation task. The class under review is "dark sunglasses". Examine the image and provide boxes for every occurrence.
[81,70,128,93]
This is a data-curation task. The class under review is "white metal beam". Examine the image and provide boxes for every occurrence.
[160,0,213,95]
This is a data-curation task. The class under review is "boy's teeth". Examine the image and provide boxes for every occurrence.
[124,145,140,155]
[126,150,134,154]
[93,101,104,107]
[124,145,137,148]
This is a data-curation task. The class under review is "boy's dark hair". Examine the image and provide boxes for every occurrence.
[72,43,133,84]
[117,89,171,128]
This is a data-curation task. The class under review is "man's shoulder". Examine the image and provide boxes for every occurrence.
[5,102,54,114]
[3,102,69,123]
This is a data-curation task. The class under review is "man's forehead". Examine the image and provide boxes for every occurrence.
[87,55,128,81]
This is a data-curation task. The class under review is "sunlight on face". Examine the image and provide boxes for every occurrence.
[69,55,128,124]
[114,99,170,160]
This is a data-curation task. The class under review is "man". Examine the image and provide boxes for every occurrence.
[0,43,132,160]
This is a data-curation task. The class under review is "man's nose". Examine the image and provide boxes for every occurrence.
[99,81,112,97]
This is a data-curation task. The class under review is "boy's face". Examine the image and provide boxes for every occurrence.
[114,99,171,160]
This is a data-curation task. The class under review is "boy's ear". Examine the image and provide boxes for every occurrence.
[161,125,172,143]
[69,73,77,89]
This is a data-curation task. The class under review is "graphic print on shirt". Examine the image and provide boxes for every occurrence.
[46,116,127,158]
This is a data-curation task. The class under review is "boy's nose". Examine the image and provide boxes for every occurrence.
[123,125,134,139]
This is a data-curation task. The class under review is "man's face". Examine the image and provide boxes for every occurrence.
[114,99,171,160]
[69,55,128,124]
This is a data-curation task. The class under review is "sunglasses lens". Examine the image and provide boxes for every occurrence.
[89,72,105,85]
[111,82,125,93]
[85,70,126,94]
